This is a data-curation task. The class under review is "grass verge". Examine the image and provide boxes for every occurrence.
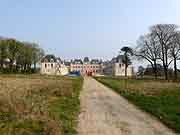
[95,76,180,133]
[49,77,83,135]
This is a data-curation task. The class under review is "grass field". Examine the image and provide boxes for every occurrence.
[95,77,180,133]
[0,74,83,135]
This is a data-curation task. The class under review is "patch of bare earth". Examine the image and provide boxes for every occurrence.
[78,77,177,135]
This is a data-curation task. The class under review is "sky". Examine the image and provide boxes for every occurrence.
[0,0,180,62]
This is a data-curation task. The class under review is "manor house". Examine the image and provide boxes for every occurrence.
[40,55,134,76]
[70,57,103,75]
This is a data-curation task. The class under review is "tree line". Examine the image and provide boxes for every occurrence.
[135,24,180,80]
[0,38,44,73]
[120,24,180,80]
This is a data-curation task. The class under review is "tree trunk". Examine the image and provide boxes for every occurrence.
[34,62,36,70]
[174,57,177,81]
[162,56,168,80]
[161,44,168,80]
[164,66,168,80]
[125,64,127,77]
[165,48,169,80]
[153,62,158,79]
[10,59,14,71]
[0,60,3,68]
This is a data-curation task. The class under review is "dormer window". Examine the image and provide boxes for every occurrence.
[50,59,54,62]
[44,59,48,62]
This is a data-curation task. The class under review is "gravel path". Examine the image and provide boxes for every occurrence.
[77,77,177,135]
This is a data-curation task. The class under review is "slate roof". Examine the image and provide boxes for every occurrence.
[111,55,124,63]
[83,57,90,62]
[90,59,101,64]
[64,61,71,66]
[72,59,83,64]
[41,55,62,63]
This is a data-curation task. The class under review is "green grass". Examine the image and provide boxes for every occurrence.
[0,120,44,135]
[95,76,180,133]
[0,75,83,135]
[49,77,83,135]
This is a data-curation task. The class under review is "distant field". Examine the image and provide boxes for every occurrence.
[95,77,180,133]
[0,74,83,135]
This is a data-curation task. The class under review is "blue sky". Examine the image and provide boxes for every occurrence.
[0,0,180,61]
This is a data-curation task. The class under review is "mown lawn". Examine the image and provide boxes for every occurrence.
[0,74,83,135]
[95,77,180,133]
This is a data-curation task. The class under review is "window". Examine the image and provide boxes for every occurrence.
[51,64,53,68]
[50,59,54,62]
[45,64,47,68]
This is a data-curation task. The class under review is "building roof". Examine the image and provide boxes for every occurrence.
[64,61,71,66]
[72,59,83,64]
[83,57,90,62]
[56,57,62,63]
[111,55,124,63]
[71,58,102,65]
[41,55,62,63]
[90,59,101,64]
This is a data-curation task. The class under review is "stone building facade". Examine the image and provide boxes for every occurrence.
[40,55,134,77]
[103,55,134,76]
[40,55,69,75]
[70,57,102,75]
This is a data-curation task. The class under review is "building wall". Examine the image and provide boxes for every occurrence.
[41,62,68,75]
[113,63,134,76]
[70,63,102,75]
[103,62,134,77]
[41,62,56,75]
[40,58,134,76]
[56,64,69,75]
[102,63,113,75]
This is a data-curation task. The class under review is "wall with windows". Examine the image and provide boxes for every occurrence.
[113,63,134,76]
[41,62,69,76]
[70,63,102,75]
[103,62,134,77]
[41,62,56,75]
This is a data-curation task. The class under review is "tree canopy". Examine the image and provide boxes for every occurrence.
[0,38,44,73]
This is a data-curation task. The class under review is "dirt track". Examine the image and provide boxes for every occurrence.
[78,77,177,135]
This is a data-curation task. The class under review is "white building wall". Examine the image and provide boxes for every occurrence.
[41,62,56,75]
[113,63,134,76]
[56,64,69,75]
[41,62,68,76]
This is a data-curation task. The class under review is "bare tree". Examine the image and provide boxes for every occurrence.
[150,24,178,80]
[170,32,180,80]
[136,33,160,79]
